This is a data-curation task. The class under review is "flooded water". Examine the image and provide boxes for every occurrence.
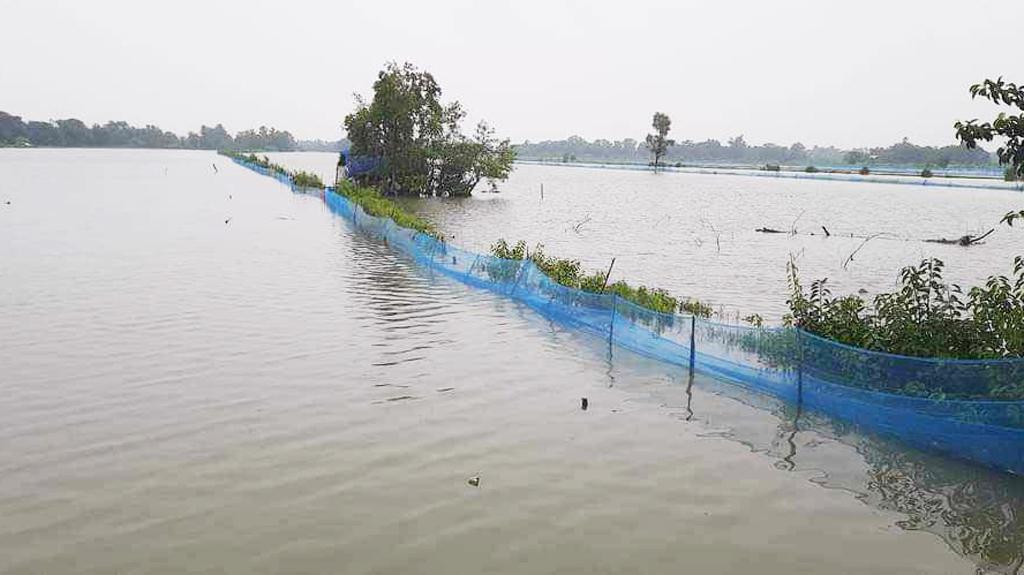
[267,151,1024,322]
[2,148,1023,574]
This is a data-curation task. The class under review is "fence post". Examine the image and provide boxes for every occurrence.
[689,315,697,373]
[796,329,804,403]
[608,294,617,349]
[509,261,527,295]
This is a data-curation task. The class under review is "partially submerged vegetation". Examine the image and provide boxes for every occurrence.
[344,62,515,197]
[490,239,709,316]
[782,76,1024,366]
[786,258,1024,360]
[290,171,324,189]
[220,150,324,189]
[335,181,440,238]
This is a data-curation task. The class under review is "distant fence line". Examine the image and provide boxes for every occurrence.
[516,160,1024,192]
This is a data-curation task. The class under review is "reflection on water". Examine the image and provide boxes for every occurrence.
[656,366,1024,574]
[3,149,1023,574]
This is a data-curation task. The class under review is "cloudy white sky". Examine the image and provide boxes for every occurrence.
[1,0,1019,147]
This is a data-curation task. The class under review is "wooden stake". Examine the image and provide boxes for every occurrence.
[600,257,617,293]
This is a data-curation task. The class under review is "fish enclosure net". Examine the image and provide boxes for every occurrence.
[235,156,1024,476]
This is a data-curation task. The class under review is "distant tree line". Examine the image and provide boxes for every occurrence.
[0,111,346,152]
[516,134,993,167]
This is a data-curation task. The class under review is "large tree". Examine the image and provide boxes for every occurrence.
[956,77,1024,224]
[645,112,674,170]
[344,62,514,197]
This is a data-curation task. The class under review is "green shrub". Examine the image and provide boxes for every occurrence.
[921,167,934,178]
[805,166,819,173]
[681,299,714,318]
[335,181,440,238]
[489,239,680,315]
[291,171,324,189]
[786,257,1024,360]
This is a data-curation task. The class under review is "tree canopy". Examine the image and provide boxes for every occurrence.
[955,78,1024,226]
[343,62,515,197]
[645,112,674,169]
[956,77,1024,180]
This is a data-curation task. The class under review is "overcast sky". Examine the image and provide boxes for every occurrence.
[1,0,1020,147]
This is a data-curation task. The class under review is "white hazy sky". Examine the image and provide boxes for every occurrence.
[1,0,1020,147]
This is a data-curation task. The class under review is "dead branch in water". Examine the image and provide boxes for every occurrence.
[572,214,592,234]
[843,232,892,270]
[924,228,994,246]
[700,217,723,252]
[755,224,994,248]
[789,209,806,235]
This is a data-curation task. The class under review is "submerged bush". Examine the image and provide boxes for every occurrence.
[336,180,440,238]
[786,258,1024,360]
[291,171,324,189]
[489,239,681,315]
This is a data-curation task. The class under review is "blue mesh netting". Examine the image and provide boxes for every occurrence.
[232,156,1024,475]
[339,149,382,178]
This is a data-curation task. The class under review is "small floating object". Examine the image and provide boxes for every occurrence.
[224,217,231,224]
[467,475,480,487]
[581,397,588,411]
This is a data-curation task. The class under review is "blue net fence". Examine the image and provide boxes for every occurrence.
[231,156,1024,476]
[339,149,382,178]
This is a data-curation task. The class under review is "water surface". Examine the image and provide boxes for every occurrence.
[269,151,1024,321]
[2,149,1022,573]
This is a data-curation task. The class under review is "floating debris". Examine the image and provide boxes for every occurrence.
[467,475,480,487]
[581,397,588,411]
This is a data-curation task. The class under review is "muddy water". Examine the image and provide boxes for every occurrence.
[267,151,1024,322]
[2,149,1020,573]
